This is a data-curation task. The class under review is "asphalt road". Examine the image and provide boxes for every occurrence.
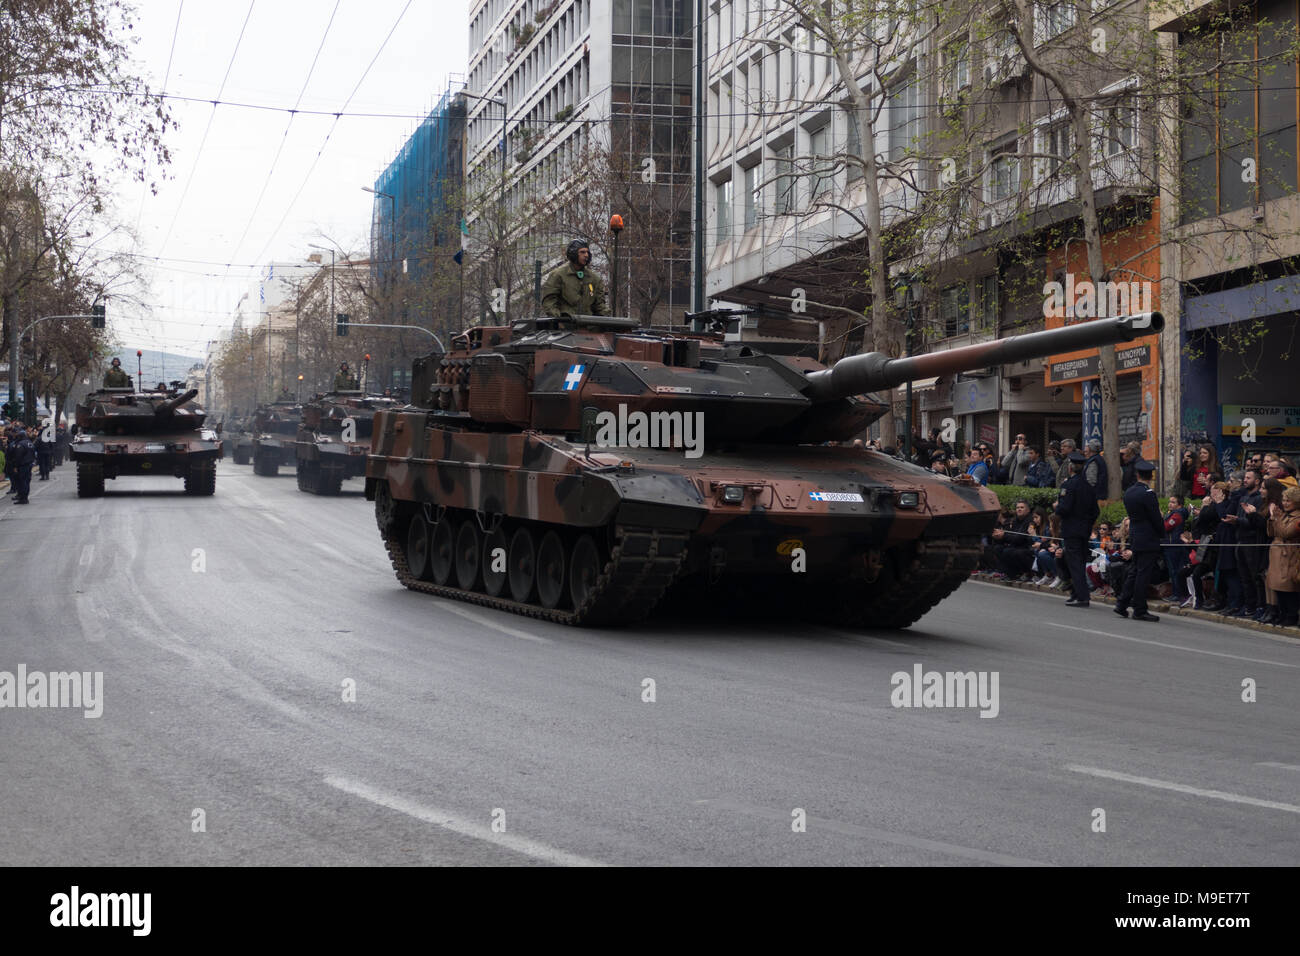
[1,459,1297,866]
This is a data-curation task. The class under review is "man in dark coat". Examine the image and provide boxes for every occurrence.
[9,428,35,504]
[35,423,54,480]
[1056,450,1099,607]
[1084,439,1109,497]
[1230,467,1268,617]
[1115,459,1164,621]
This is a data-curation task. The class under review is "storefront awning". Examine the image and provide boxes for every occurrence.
[892,377,939,398]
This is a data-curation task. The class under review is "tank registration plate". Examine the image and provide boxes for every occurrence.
[808,492,864,502]
[144,444,166,453]
[654,386,692,393]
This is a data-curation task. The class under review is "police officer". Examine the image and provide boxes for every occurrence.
[1114,459,1163,622]
[333,362,358,390]
[1056,449,1098,608]
[103,358,131,388]
[541,240,608,319]
[35,422,54,480]
[10,427,34,504]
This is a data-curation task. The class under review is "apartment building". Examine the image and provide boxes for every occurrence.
[1154,0,1300,473]
[704,1,1160,458]
[463,0,693,323]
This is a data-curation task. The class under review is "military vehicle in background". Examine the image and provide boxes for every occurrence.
[294,391,400,495]
[69,382,222,497]
[250,400,301,476]
[365,311,1164,628]
[226,413,255,465]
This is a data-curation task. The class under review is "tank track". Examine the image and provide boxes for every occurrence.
[379,506,688,627]
[830,537,983,629]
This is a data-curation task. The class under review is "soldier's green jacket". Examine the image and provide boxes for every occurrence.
[103,368,131,387]
[334,374,358,390]
[541,264,608,318]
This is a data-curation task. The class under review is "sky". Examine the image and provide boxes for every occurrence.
[106,0,470,357]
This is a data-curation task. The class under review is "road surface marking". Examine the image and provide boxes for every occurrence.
[439,601,552,645]
[323,775,603,866]
[261,512,286,526]
[694,798,1053,866]
[79,545,93,566]
[1067,765,1300,815]
[1257,761,1300,773]
[1047,622,1298,668]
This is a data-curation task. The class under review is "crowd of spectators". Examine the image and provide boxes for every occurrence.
[966,446,1300,628]
[1,417,69,504]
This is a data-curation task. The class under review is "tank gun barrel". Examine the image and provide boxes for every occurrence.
[802,312,1164,403]
[154,388,199,415]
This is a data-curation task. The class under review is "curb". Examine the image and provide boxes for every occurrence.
[978,573,1300,639]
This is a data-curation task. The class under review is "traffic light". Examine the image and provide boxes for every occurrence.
[336,313,349,337]
[91,304,106,328]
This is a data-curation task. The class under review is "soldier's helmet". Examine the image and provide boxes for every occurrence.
[566,239,589,264]
[111,358,121,367]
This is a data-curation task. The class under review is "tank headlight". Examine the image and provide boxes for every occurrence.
[897,492,920,509]
[723,485,745,504]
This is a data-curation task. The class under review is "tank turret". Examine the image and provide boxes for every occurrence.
[153,388,199,415]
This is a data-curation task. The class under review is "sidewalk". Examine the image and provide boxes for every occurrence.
[972,570,1300,638]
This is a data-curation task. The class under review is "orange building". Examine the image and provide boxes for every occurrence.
[1042,203,1163,463]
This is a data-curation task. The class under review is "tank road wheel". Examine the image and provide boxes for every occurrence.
[507,527,537,603]
[374,482,399,535]
[406,514,434,581]
[536,530,567,610]
[184,462,217,496]
[482,526,509,597]
[429,518,455,586]
[318,465,344,496]
[569,534,603,610]
[454,521,482,591]
[76,462,105,498]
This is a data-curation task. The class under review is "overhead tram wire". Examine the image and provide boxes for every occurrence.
[154,0,258,260]
[251,0,415,266]
[131,0,185,239]
[225,0,342,266]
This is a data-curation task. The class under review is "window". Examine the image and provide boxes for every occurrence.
[809,125,831,199]
[774,143,795,214]
[943,38,970,98]
[1036,1,1075,44]
[939,284,971,337]
[888,70,922,162]
[1099,94,1137,157]
[845,109,864,181]
[716,179,733,244]
[1041,120,1071,179]
[743,163,759,230]
[988,140,1020,202]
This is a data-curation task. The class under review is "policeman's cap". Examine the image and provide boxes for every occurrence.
[1067,450,1087,463]
[1135,459,1156,474]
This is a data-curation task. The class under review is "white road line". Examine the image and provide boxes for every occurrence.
[78,545,93,566]
[439,601,553,645]
[261,512,286,526]
[694,798,1053,866]
[1257,761,1300,773]
[1046,622,1299,668]
[323,775,603,866]
[1067,765,1300,815]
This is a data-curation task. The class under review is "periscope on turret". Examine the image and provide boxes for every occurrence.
[363,310,1164,629]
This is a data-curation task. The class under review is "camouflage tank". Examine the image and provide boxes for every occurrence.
[365,311,1164,628]
[250,400,301,476]
[69,383,221,497]
[294,391,400,495]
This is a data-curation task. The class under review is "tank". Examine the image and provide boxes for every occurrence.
[294,390,400,495]
[250,400,302,476]
[225,413,254,465]
[69,383,222,497]
[365,311,1164,628]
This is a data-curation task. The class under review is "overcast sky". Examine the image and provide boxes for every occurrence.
[109,0,469,357]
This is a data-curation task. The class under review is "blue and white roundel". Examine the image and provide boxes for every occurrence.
[563,364,586,391]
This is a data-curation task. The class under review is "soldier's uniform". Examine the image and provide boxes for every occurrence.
[103,365,131,387]
[1115,461,1164,621]
[333,372,358,390]
[1055,450,1099,607]
[541,263,608,318]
